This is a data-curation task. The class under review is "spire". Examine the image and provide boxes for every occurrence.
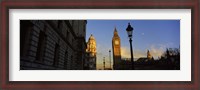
[114,27,118,36]
[89,34,95,40]
[114,27,117,32]
[147,50,150,54]
[147,50,152,60]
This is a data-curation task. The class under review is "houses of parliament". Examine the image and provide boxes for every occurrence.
[112,27,153,70]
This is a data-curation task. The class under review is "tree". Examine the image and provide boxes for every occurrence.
[162,48,180,59]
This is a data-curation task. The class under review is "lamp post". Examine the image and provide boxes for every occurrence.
[126,23,134,70]
[109,50,111,69]
[103,57,105,70]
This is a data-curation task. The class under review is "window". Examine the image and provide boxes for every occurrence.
[70,55,73,69]
[64,50,68,69]
[36,31,46,61]
[66,31,70,41]
[53,44,60,67]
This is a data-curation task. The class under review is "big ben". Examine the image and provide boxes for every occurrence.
[112,28,121,70]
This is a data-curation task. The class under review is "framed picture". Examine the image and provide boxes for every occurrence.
[1,0,199,89]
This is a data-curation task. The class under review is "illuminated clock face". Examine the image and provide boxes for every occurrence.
[115,40,119,45]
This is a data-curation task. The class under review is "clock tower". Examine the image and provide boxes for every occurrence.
[112,27,121,70]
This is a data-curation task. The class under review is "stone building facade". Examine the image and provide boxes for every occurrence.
[85,34,97,70]
[20,20,87,70]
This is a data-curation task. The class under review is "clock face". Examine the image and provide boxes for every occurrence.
[115,40,119,45]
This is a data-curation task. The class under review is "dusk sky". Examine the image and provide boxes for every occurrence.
[86,20,180,70]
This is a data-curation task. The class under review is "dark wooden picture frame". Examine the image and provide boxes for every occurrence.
[0,0,199,90]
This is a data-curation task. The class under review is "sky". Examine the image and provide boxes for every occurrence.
[86,20,180,70]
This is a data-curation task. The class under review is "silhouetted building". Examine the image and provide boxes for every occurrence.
[137,58,148,63]
[137,50,154,63]
[20,20,87,70]
[85,34,97,70]
[147,50,153,60]
[117,58,131,70]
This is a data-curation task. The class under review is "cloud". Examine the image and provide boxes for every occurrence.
[121,47,146,59]
[121,47,131,58]
[141,33,145,35]
[149,43,175,59]
[149,44,165,59]
[121,43,173,60]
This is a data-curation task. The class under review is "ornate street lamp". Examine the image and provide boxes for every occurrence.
[126,23,134,70]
